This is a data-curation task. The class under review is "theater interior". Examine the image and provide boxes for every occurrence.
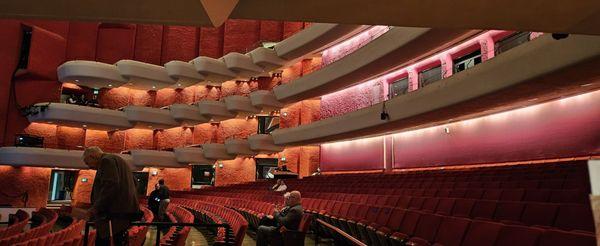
[0,1,599,245]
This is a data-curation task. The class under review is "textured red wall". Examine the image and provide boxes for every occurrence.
[71,169,95,207]
[134,24,163,64]
[320,78,384,119]
[223,20,260,54]
[147,168,192,194]
[95,24,136,64]
[320,136,385,172]
[161,26,199,63]
[215,157,256,186]
[0,166,51,208]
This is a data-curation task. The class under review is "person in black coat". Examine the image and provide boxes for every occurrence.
[147,183,160,220]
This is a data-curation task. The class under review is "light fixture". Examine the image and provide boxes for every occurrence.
[81,178,88,182]
[151,170,158,176]
[444,127,450,134]
[282,112,288,117]
[148,125,153,129]
[152,85,156,89]
[280,157,286,162]
[380,102,390,121]
[75,79,80,82]
[82,124,87,128]
[581,83,593,87]
[129,83,133,85]
[528,98,539,102]
[47,121,53,124]
[218,162,224,168]
[177,84,182,87]
[108,84,112,87]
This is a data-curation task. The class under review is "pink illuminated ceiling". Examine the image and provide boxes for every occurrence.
[320,90,600,171]
[321,26,390,66]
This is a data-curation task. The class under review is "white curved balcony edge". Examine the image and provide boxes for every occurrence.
[248,134,284,153]
[115,60,176,90]
[273,27,480,103]
[174,147,214,165]
[27,103,133,131]
[272,34,600,145]
[164,61,205,88]
[168,104,210,126]
[223,95,262,117]
[191,56,237,84]
[121,106,180,129]
[247,47,288,72]
[196,100,237,121]
[202,144,236,160]
[222,53,265,79]
[249,90,284,112]
[274,24,366,62]
[130,149,187,168]
[224,139,257,156]
[57,61,127,89]
[0,147,87,169]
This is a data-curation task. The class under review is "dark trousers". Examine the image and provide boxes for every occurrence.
[257,225,281,246]
[95,229,128,246]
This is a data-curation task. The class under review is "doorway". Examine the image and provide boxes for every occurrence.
[48,170,77,203]
[133,172,149,196]
[255,158,279,180]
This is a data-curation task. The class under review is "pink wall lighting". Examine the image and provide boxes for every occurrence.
[320,136,385,171]
[322,26,391,66]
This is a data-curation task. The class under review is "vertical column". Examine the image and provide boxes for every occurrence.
[479,34,496,61]
[587,159,600,245]
[440,54,453,79]
[407,69,419,92]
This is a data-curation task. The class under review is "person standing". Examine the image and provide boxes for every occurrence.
[83,147,140,246]
[157,179,170,222]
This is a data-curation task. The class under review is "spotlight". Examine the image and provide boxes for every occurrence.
[552,33,569,40]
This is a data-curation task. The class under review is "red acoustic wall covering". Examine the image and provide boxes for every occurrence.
[95,24,136,64]
[0,166,51,208]
[155,127,194,150]
[283,22,305,39]
[71,169,95,207]
[133,24,163,65]
[215,157,256,186]
[147,168,192,194]
[0,20,22,147]
[66,22,99,61]
[223,20,260,54]
[84,130,126,153]
[259,21,283,42]
[320,79,384,119]
[199,26,224,58]
[320,136,385,172]
[161,26,199,64]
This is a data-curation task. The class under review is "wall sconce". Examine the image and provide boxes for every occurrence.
[151,170,158,176]
[218,163,224,168]
[81,178,88,183]
[280,156,287,162]
[282,112,288,117]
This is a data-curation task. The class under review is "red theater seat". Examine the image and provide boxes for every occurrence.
[554,204,594,232]
[462,220,503,246]
[494,224,543,246]
[538,229,595,246]
[431,216,471,246]
[520,202,559,227]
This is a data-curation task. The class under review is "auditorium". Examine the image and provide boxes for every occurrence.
[0,1,598,245]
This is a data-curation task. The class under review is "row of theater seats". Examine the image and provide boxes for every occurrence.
[172,198,248,246]
[173,160,594,245]
[158,204,193,246]
[0,208,58,245]
[0,209,29,240]
[128,206,154,246]
[14,219,96,246]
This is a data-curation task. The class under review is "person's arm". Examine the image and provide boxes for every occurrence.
[276,207,302,229]
[91,157,120,215]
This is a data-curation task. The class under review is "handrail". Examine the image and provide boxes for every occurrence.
[83,221,232,246]
[316,218,367,246]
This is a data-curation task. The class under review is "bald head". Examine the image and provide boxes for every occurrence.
[284,190,301,206]
[83,146,104,169]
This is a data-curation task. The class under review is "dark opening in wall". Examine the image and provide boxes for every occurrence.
[495,32,531,55]
[17,28,33,70]
[453,49,482,74]
[389,77,409,99]
[191,165,215,187]
[419,65,442,88]
[258,116,280,134]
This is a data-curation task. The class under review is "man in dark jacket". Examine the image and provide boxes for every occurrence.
[84,146,140,246]
[157,179,170,221]
[257,191,304,246]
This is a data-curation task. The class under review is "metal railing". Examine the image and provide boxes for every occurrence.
[83,221,232,246]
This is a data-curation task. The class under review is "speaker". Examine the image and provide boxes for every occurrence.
[15,134,44,148]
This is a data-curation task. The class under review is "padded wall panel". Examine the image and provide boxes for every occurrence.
[320,79,384,119]
[161,26,199,64]
[27,26,67,80]
[66,22,99,60]
[23,20,69,38]
[0,20,22,146]
[223,19,260,54]
[259,20,283,42]
[283,22,304,39]
[199,26,224,58]
[392,91,600,168]
[95,23,136,64]
[320,136,384,172]
[134,24,163,65]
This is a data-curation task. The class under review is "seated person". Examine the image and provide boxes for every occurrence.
[271,179,287,192]
[257,191,303,246]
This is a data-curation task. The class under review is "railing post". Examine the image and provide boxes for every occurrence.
[83,222,90,246]
[155,224,161,246]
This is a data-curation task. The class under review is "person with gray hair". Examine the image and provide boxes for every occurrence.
[256,190,304,246]
[83,146,140,246]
